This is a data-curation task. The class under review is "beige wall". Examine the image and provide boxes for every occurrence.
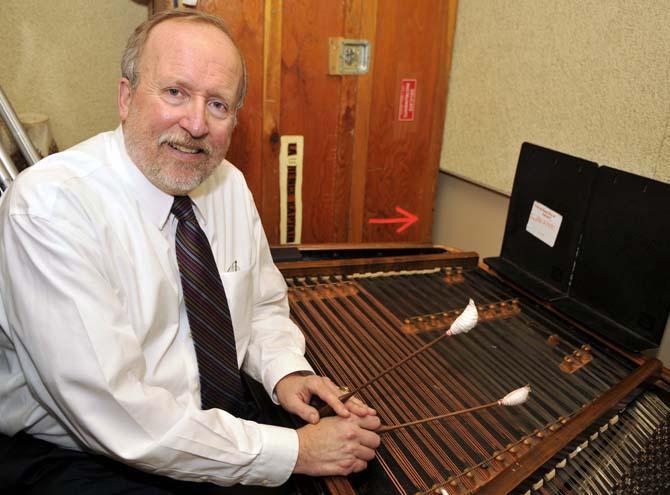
[0,1,148,150]
[433,173,508,260]
[440,0,670,193]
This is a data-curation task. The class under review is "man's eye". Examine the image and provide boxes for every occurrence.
[210,101,229,117]
[167,88,181,97]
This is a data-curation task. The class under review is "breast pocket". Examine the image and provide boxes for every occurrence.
[220,268,253,366]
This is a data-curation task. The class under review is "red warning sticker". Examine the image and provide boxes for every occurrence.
[398,78,417,121]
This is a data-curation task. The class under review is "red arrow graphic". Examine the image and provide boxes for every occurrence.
[368,206,418,233]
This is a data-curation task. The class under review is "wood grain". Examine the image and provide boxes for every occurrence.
[276,250,479,278]
[363,0,458,243]
[149,0,170,16]
[331,0,360,242]
[347,0,378,242]
[260,0,283,241]
[279,0,347,243]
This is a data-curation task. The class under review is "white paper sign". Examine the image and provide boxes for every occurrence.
[526,201,563,247]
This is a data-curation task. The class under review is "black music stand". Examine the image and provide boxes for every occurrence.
[484,142,598,301]
[553,166,670,352]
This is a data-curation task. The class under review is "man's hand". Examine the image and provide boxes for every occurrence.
[294,414,381,476]
[275,372,376,423]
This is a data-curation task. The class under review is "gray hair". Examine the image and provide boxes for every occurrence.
[121,9,247,110]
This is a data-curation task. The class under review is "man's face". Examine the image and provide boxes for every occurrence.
[118,20,243,195]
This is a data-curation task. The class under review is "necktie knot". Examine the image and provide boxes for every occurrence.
[172,196,196,223]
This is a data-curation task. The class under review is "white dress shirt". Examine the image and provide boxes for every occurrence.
[0,126,314,487]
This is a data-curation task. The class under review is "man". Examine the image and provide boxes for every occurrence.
[0,9,380,494]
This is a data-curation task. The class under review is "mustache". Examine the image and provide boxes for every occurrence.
[158,133,212,155]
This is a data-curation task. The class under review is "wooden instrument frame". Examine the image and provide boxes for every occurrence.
[274,243,665,495]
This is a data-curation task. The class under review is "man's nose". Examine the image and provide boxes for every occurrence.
[180,99,208,138]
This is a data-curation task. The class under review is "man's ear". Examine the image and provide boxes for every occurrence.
[118,78,133,122]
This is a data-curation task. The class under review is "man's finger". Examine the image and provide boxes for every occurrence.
[308,379,350,418]
[287,397,320,424]
[344,397,377,417]
[353,444,377,462]
[351,460,368,473]
[356,414,382,433]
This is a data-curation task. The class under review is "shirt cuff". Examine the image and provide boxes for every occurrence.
[262,353,314,404]
[244,423,299,486]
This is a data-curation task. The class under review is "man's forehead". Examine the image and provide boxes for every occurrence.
[146,19,234,53]
[141,19,241,67]
[140,20,242,81]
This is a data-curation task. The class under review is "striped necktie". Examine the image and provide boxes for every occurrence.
[172,195,245,414]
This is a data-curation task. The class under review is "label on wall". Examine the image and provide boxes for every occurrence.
[526,201,563,247]
[398,79,417,121]
[279,136,304,244]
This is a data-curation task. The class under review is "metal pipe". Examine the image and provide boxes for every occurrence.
[0,138,18,189]
[0,85,41,166]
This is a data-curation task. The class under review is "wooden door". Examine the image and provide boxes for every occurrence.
[151,0,458,245]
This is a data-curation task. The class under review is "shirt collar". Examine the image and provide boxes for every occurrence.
[189,192,208,225]
[112,126,209,229]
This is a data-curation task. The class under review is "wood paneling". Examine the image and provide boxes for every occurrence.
[279,1,347,242]
[150,0,459,245]
[347,0,378,243]
[363,0,455,243]
[260,0,283,241]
